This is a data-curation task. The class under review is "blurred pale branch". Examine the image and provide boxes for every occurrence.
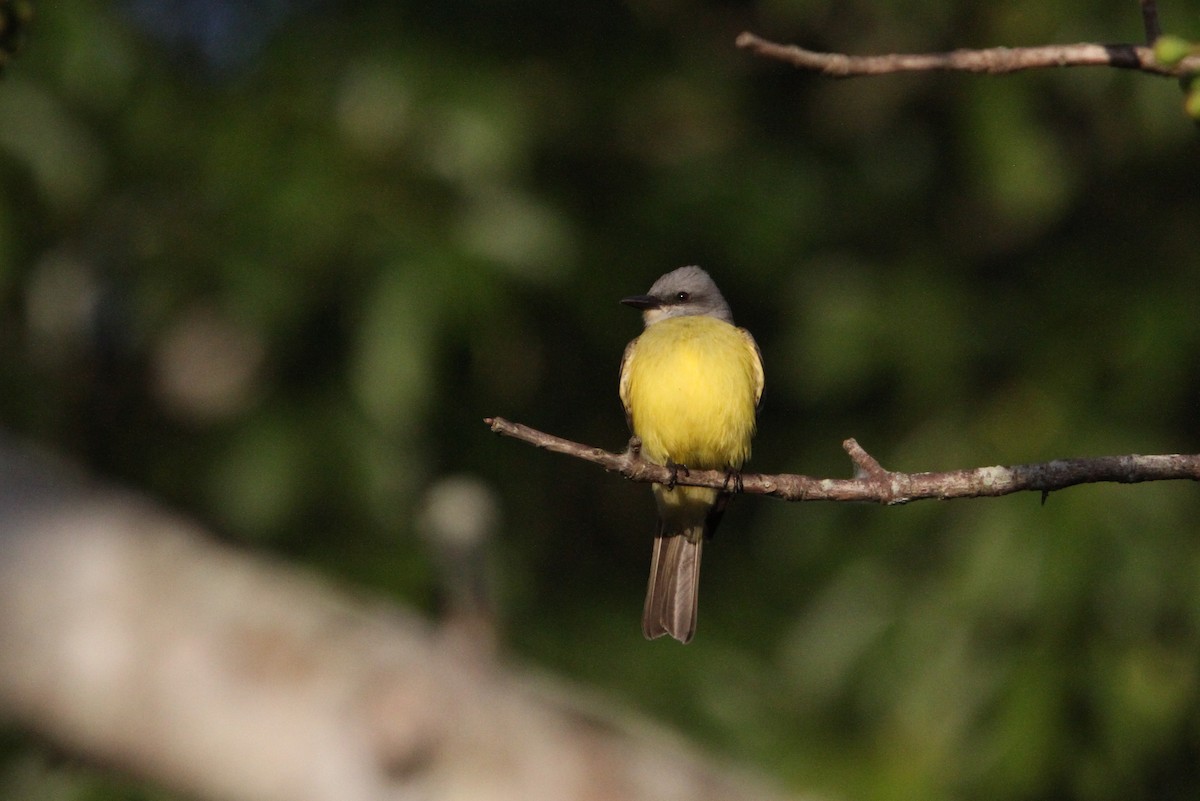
[485,417,1200,505]
[0,438,799,801]
[735,31,1200,78]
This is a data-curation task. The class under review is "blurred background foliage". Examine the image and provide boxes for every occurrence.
[1,0,1199,800]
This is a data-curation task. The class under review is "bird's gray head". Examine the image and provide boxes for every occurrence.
[620,266,734,327]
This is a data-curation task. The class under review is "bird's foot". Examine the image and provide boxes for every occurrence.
[665,460,690,489]
[722,468,744,494]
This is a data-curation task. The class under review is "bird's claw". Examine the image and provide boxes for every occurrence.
[665,460,690,489]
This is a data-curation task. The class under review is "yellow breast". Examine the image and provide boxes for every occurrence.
[622,316,760,470]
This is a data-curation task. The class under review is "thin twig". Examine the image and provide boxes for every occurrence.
[1141,0,1162,45]
[484,417,1200,506]
[735,31,1200,78]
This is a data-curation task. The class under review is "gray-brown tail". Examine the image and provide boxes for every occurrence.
[642,528,703,643]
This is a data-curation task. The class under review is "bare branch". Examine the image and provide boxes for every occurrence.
[485,417,1200,506]
[734,31,1200,78]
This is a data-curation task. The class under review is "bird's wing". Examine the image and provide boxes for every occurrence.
[739,327,765,408]
[618,336,638,431]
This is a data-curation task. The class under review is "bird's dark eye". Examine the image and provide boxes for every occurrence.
[676,291,690,302]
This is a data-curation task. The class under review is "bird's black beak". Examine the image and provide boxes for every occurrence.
[621,294,659,310]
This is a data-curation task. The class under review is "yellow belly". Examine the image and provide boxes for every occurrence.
[624,316,759,470]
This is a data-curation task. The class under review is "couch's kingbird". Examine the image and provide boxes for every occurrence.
[619,266,764,643]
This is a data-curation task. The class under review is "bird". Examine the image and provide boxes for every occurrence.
[619,266,764,643]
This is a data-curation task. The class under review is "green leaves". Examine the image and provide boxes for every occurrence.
[1152,34,1200,119]
[1185,74,1200,120]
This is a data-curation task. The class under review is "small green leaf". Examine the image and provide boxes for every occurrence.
[1154,35,1194,66]
[1185,87,1200,120]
